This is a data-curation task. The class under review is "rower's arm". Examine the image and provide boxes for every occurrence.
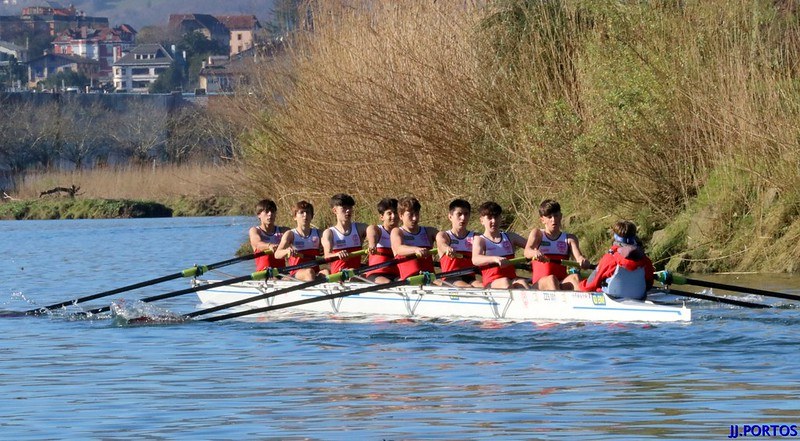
[523,229,544,260]
[273,230,295,259]
[471,235,502,266]
[391,227,426,256]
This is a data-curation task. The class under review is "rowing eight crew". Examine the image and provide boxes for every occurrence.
[249,195,655,301]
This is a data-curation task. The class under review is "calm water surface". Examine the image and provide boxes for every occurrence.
[2,217,800,440]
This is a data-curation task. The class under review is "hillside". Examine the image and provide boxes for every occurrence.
[0,0,277,29]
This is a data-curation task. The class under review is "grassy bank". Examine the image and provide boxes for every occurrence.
[221,0,800,273]
[0,164,248,219]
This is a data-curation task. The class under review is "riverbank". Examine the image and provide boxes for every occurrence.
[0,164,248,219]
[0,195,247,220]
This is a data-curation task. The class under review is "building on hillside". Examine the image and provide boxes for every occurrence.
[168,13,229,52]
[169,13,263,57]
[112,44,173,93]
[216,15,261,57]
[0,4,108,38]
[26,52,99,87]
[52,24,136,80]
[198,40,285,94]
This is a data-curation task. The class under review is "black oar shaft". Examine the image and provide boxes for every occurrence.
[184,277,324,318]
[683,278,800,302]
[202,279,409,322]
[27,252,264,314]
[204,257,528,322]
[86,273,259,315]
[187,253,420,319]
[32,272,184,312]
[669,289,770,309]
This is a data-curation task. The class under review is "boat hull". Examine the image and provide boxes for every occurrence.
[194,280,691,323]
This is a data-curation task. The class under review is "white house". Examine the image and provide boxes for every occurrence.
[112,44,173,92]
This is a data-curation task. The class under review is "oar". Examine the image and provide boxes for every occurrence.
[666,288,771,309]
[656,271,800,303]
[83,250,367,315]
[186,250,435,319]
[203,256,528,322]
[27,251,269,314]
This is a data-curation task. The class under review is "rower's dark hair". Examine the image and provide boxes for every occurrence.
[612,220,637,239]
[397,196,421,215]
[377,197,398,214]
[448,199,471,213]
[539,199,561,217]
[255,198,277,215]
[478,201,502,217]
[330,193,355,208]
[292,200,314,217]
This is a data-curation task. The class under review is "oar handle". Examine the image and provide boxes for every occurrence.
[327,249,436,283]
[407,256,529,286]
[188,249,436,319]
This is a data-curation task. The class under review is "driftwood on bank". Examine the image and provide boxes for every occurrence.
[39,185,81,198]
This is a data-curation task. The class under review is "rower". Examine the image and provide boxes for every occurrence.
[578,220,655,301]
[390,196,438,280]
[274,200,324,281]
[365,198,399,283]
[472,201,529,289]
[248,198,287,272]
[321,193,367,274]
[524,199,590,290]
[435,199,481,287]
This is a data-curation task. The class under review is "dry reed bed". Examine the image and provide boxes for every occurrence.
[12,164,240,201]
[227,0,800,271]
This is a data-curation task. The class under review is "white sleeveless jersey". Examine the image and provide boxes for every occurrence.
[446,230,474,253]
[292,228,321,251]
[400,227,431,247]
[376,226,393,249]
[329,226,362,251]
[482,233,514,257]
[256,226,283,245]
[538,230,569,257]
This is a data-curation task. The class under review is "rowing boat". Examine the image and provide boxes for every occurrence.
[193,279,691,323]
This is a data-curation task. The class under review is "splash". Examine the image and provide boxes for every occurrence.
[110,299,187,326]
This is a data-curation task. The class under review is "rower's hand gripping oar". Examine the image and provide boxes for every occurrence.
[186,249,437,319]
[656,270,799,303]
[26,251,269,315]
[203,256,527,322]
[83,250,368,316]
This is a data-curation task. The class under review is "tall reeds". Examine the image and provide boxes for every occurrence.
[230,0,800,271]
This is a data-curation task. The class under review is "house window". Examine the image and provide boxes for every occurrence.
[115,68,121,75]
[131,68,149,75]
[237,33,242,40]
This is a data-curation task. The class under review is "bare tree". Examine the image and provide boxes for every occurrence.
[56,101,111,169]
[106,99,169,164]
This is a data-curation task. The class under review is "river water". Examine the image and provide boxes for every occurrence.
[2,217,800,440]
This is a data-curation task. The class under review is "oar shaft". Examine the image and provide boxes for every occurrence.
[184,277,324,318]
[86,271,266,315]
[27,252,266,314]
[187,252,424,319]
[668,288,770,309]
[202,279,409,322]
[658,271,800,302]
[683,278,800,302]
[31,271,184,313]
